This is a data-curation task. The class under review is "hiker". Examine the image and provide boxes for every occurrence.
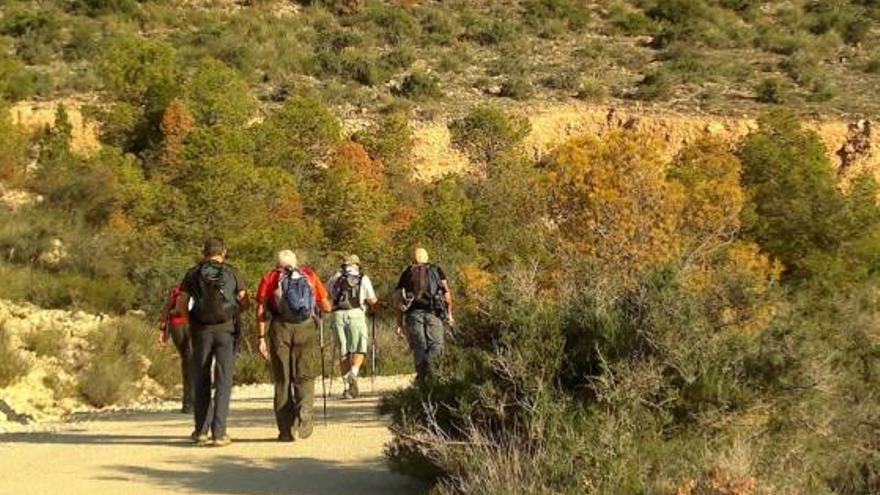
[326,254,378,399]
[395,247,453,384]
[158,284,193,414]
[256,250,332,442]
[175,237,248,447]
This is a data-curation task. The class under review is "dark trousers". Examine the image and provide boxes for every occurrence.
[192,330,234,438]
[168,324,193,411]
[405,309,445,383]
[268,319,318,436]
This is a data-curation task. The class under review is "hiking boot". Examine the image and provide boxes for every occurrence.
[181,405,193,414]
[277,433,295,442]
[349,376,359,399]
[192,433,210,446]
[212,435,232,447]
[297,417,314,440]
[341,389,353,400]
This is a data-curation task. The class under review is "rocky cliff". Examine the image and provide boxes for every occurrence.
[8,99,876,183]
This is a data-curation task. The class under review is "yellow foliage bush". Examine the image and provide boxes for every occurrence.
[546,130,681,282]
[685,242,782,334]
[668,138,744,248]
[456,262,495,311]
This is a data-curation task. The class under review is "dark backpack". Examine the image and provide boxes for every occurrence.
[190,262,238,325]
[333,270,363,311]
[274,268,314,323]
[406,263,447,318]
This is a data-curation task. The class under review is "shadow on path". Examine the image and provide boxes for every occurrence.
[101,455,428,495]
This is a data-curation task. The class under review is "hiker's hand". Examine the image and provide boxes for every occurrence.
[158,330,169,346]
[258,338,269,360]
[447,315,455,327]
[395,326,404,338]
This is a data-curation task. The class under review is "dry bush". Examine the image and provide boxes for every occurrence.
[0,323,30,388]
[21,326,67,359]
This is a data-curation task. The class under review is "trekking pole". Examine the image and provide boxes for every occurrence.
[370,311,377,394]
[318,315,328,427]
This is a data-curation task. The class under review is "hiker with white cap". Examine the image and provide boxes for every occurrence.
[326,254,378,399]
[395,247,453,384]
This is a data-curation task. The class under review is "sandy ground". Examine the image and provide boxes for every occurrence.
[0,376,427,495]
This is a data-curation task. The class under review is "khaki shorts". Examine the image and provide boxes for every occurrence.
[331,308,369,355]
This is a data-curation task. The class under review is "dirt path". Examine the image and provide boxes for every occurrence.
[0,376,427,495]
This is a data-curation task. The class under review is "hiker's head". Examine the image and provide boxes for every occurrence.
[202,237,227,260]
[413,247,429,264]
[276,249,297,268]
[343,254,360,268]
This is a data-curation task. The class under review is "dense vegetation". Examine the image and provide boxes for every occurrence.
[381,111,880,494]
[0,0,879,491]
[0,0,879,114]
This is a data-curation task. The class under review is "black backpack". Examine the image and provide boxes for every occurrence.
[190,262,238,325]
[405,263,447,318]
[333,270,363,311]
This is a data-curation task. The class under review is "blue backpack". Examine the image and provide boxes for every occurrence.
[275,268,314,323]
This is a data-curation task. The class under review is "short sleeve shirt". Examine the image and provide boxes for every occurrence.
[167,286,187,327]
[181,261,247,332]
[257,266,332,315]
[395,263,447,312]
[327,268,377,311]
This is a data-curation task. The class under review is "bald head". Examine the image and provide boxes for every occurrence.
[276,250,297,268]
[413,247,429,264]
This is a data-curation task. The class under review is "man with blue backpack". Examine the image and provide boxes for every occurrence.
[175,237,248,447]
[395,247,454,385]
[256,250,332,442]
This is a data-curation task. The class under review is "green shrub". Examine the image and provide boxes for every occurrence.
[354,110,414,184]
[647,0,707,24]
[98,35,178,103]
[449,106,531,163]
[541,69,582,91]
[634,69,674,100]
[0,7,63,64]
[363,3,420,45]
[340,52,389,86]
[462,14,519,46]
[186,58,257,127]
[499,76,534,100]
[381,47,415,71]
[253,93,341,174]
[418,7,460,45]
[71,0,140,16]
[0,324,30,388]
[864,58,880,74]
[755,77,784,103]
[522,0,590,35]
[608,3,657,34]
[234,351,272,385]
[738,110,880,281]
[395,72,442,100]
[575,77,609,101]
[0,54,36,101]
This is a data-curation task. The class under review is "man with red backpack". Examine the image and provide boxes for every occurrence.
[395,247,454,385]
[256,250,332,442]
[175,237,248,447]
[158,284,193,414]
